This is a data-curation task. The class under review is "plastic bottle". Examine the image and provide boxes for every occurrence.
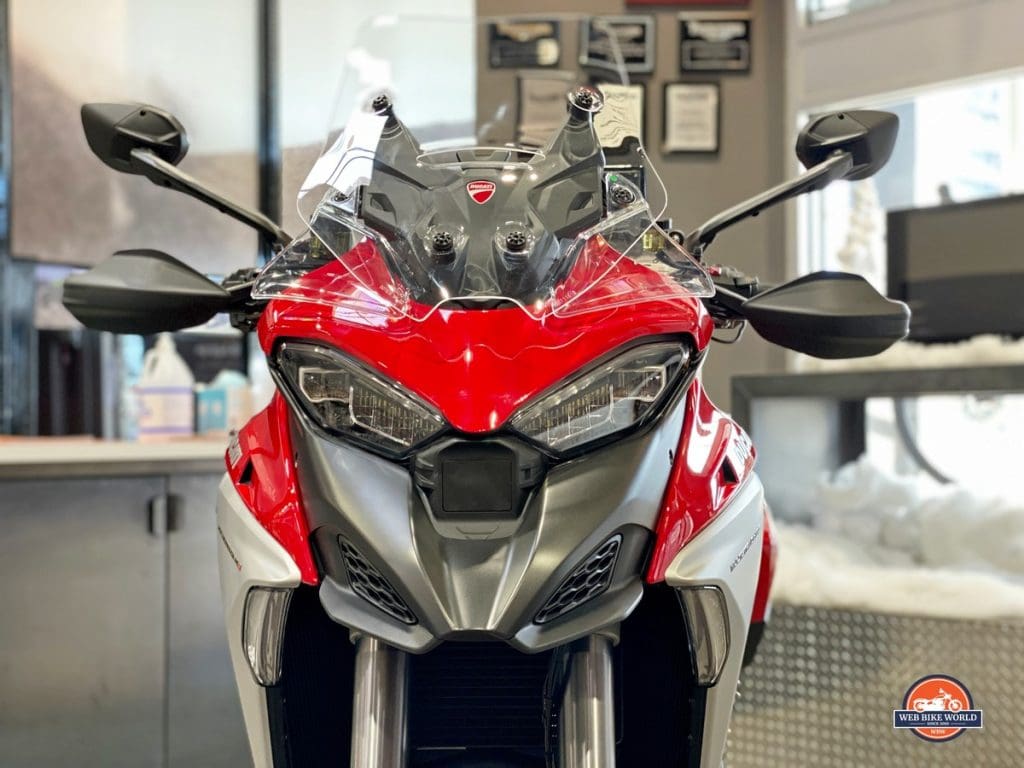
[135,333,195,442]
[196,369,253,436]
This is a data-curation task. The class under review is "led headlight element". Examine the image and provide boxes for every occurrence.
[511,341,691,452]
[277,342,445,454]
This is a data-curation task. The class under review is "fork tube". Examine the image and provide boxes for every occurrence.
[350,636,408,768]
[559,635,616,768]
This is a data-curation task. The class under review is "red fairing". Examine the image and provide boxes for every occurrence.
[257,239,714,434]
[646,379,757,583]
[225,393,319,585]
[751,504,778,624]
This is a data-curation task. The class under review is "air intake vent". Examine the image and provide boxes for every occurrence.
[339,539,417,625]
[535,535,622,625]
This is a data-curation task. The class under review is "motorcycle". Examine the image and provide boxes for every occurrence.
[62,14,908,768]
[913,690,963,712]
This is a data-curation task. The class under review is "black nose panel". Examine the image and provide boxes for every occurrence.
[414,437,546,522]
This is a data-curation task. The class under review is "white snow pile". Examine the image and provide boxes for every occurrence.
[794,334,1024,372]
[771,457,1024,619]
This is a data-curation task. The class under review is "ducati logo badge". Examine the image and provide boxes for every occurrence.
[467,180,496,205]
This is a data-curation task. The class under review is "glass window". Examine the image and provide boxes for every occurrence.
[800,72,1024,290]
[800,71,1024,501]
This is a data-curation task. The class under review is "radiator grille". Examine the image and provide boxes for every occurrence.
[408,642,552,753]
[338,539,417,625]
[535,535,621,624]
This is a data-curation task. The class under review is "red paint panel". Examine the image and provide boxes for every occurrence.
[646,378,757,583]
[258,239,714,434]
[225,393,318,585]
[751,503,778,624]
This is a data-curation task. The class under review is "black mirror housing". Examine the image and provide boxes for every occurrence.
[62,249,231,334]
[742,272,910,359]
[796,110,898,181]
[81,103,189,173]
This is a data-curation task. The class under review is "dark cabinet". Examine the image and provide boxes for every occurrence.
[0,472,248,768]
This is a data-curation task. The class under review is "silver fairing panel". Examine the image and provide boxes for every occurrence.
[290,395,688,653]
[665,472,765,768]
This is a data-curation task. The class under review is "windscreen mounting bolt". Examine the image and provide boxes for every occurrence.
[610,184,636,207]
[568,86,603,117]
[504,230,528,253]
[431,231,455,263]
[371,93,392,114]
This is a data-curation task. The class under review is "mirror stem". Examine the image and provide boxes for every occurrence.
[129,148,293,249]
[684,150,853,256]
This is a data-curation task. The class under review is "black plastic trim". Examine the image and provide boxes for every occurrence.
[743,620,766,667]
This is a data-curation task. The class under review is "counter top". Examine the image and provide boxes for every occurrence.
[0,437,228,479]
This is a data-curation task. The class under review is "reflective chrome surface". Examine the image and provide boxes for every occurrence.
[559,635,616,768]
[350,637,408,768]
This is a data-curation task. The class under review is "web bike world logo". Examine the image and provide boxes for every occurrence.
[893,675,983,742]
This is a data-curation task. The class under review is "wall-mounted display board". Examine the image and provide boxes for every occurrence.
[663,82,720,154]
[579,16,655,75]
[516,69,576,147]
[489,20,560,69]
[595,82,646,150]
[678,11,751,73]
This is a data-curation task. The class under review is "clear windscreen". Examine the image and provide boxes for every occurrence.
[252,14,713,322]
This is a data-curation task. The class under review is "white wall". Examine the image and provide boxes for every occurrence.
[787,0,1024,113]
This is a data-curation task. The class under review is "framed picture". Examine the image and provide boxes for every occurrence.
[679,12,752,73]
[488,20,561,69]
[663,82,720,154]
[594,82,646,150]
[579,16,655,75]
[516,69,578,147]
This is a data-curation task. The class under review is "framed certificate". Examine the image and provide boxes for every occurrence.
[516,70,577,147]
[663,82,720,154]
[594,82,646,150]
[489,20,561,69]
[579,16,655,75]
[679,12,751,73]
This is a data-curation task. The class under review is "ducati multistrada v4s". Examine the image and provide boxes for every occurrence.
[63,14,909,768]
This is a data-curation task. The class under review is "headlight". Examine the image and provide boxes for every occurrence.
[510,340,693,452]
[276,341,445,455]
